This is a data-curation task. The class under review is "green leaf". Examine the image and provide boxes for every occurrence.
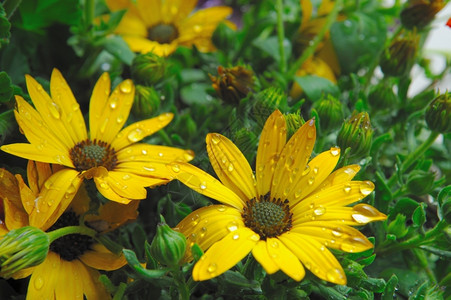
[294,75,339,102]
[381,274,398,300]
[419,245,451,259]
[0,72,13,102]
[102,35,135,65]
[412,204,426,227]
[0,109,15,145]
[222,271,261,291]
[180,83,211,105]
[437,185,451,223]
[190,243,203,262]
[122,249,167,279]
[0,4,11,48]
[252,36,291,64]
[388,197,419,220]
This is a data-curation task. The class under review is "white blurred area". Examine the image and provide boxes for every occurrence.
[408,3,451,96]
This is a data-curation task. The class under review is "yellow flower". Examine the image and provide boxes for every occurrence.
[1,69,193,228]
[170,110,386,284]
[106,0,233,56]
[0,161,131,299]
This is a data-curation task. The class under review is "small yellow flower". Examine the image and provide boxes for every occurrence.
[1,69,193,228]
[0,161,131,299]
[170,110,386,284]
[106,0,233,56]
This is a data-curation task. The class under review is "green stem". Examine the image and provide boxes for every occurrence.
[47,226,97,244]
[84,0,95,31]
[158,129,173,146]
[387,131,439,188]
[172,268,190,300]
[287,0,342,79]
[276,0,286,74]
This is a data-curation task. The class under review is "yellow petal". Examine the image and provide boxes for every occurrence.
[1,143,74,167]
[291,222,375,253]
[80,244,127,271]
[4,196,28,230]
[27,253,61,300]
[279,232,347,284]
[176,205,244,261]
[310,164,361,194]
[25,75,78,148]
[27,161,54,194]
[116,160,175,179]
[252,240,279,274]
[93,176,132,204]
[159,0,197,24]
[85,200,139,233]
[267,238,305,281]
[206,133,257,202]
[300,0,313,28]
[111,112,174,150]
[55,259,83,300]
[76,259,110,299]
[114,10,148,36]
[288,147,340,205]
[16,174,35,215]
[256,110,287,197]
[29,169,83,231]
[122,35,177,56]
[89,73,111,138]
[90,79,135,144]
[192,227,259,281]
[0,168,21,209]
[50,69,88,143]
[116,144,193,165]
[292,181,375,214]
[168,162,244,210]
[271,119,316,201]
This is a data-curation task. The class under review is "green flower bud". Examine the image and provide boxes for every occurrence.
[284,112,306,139]
[406,170,435,195]
[336,111,374,159]
[313,94,343,133]
[150,216,186,267]
[131,52,167,86]
[380,30,419,77]
[400,0,445,30]
[252,87,287,127]
[368,80,398,110]
[387,214,409,239]
[209,65,255,105]
[425,92,451,133]
[132,85,161,117]
[0,226,49,279]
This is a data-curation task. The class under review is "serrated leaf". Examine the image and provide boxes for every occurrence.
[123,249,167,279]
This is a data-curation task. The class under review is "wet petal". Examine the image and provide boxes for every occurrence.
[116,143,193,164]
[93,176,132,204]
[85,201,139,233]
[252,240,279,274]
[3,196,28,230]
[116,160,174,179]
[56,258,82,300]
[122,35,177,56]
[89,73,110,138]
[310,164,361,194]
[159,0,197,24]
[169,162,245,209]
[27,253,61,300]
[192,227,259,281]
[80,244,127,271]
[271,119,316,201]
[255,110,287,197]
[77,259,110,299]
[27,161,54,194]
[1,143,74,168]
[279,232,347,285]
[206,133,257,201]
[111,113,174,150]
[267,237,305,281]
[176,205,243,261]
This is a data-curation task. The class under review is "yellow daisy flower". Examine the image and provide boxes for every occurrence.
[0,161,131,299]
[170,110,387,284]
[1,69,193,229]
[106,0,233,56]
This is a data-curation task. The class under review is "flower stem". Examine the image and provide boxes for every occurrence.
[171,268,190,300]
[387,131,439,188]
[47,226,97,244]
[276,0,286,74]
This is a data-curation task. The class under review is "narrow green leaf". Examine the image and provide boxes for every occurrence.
[123,249,167,279]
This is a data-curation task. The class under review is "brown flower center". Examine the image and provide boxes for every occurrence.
[242,193,293,240]
[69,139,117,171]
[148,23,179,44]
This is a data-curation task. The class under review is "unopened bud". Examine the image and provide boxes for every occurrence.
[252,87,287,127]
[209,65,255,105]
[368,81,398,110]
[132,85,161,117]
[284,112,306,139]
[380,30,419,77]
[387,214,409,239]
[150,216,186,267]
[425,92,451,133]
[337,111,373,158]
[131,52,167,86]
[313,94,343,132]
[406,170,435,195]
[400,0,445,30]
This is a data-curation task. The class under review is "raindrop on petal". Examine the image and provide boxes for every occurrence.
[228,163,234,172]
[313,206,326,216]
[49,102,61,119]
[171,164,181,173]
[330,147,340,157]
[33,276,44,290]
[199,182,207,190]
[217,205,226,212]
[326,268,345,283]
[207,263,217,273]
[343,183,352,194]
[232,234,240,240]
[359,181,374,196]
[211,134,221,144]
[119,80,133,93]
[227,221,238,232]
[249,234,260,241]
[127,128,144,142]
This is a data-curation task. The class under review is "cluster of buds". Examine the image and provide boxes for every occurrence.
[380,30,419,77]
[209,65,255,105]
[400,0,445,30]
[337,111,374,158]
[425,92,451,133]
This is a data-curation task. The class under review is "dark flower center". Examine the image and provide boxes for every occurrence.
[48,211,95,261]
[242,193,293,239]
[148,23,179,44]
[69,139,117,171]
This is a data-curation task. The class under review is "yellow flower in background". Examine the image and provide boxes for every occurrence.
[1,69,193,228]
[0,161,131,299]
[170,110,386,283]
[106,0,233,56]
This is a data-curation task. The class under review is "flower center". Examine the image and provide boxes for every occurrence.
[148,23,179,44]
[242,193,293,240]
[48,211,95,261]
[69,139,117,171]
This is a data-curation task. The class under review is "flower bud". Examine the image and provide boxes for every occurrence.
[131,52,167,86]
[252,87,286,127]
[284,112,306,139]
[313,94,343,132]
[132,85,161,117]
[380,30,419,77]
[368,81,398,111]
[209,65,255,105]
[387,214,408,239]
[150,216,186,267]
[406,170,435,195]
[0,226,49,279]
[425,92,451,133]
[400,0,445,30]
[336,111,373,158]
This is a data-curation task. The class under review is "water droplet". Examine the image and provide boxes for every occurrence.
[320,245,325,251]
[36,144,44,151]
[141,149,147,155]
[190,214,200,226]
[331,228,343,237]
[217,205,226,212]
[172,164,180,173]
[122,174,131,180]
[227,221,238,232]
[158,152,164,157]
[199,227,207,238]
[249,234,260,241]
[313,206,326,216]
[304,262,312,269]
[353,203,380,217]
[199,182,207,190]
[211,134,221,144]
[330,147,340,157]
[343,183,352,194]
[116,115,124,123]
[49,102,61,119]
[359,181,374,196]
[228,163,234,172]
[207,263,217,273]
[232,234,240,240]
[294,189,303,199]
[271,240,279,248]
[184,151,194,161]
[313,166,319,174]
[330,239,336,244]
[109,98,118,109]
[119,80,133,93]
[308,177,315,185]
[301,165,310,176]
[127,128,144,142]
[100,182,109,189]
[326,268,345,283]
[144,166,155,172]
[352,213,371,224]
[34,276,44,290]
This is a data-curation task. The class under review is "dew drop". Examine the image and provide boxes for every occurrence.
[116,115,124,124]
[190,214,200,226]
[249,234,260,241]
[171,164,181,173]
[343,183,352,194]
[313,206,326,216]
[109,98,118,109]
[326,268,345,283]
[301,165,310,176]
[127,128,144,142]
[320,245,325,251]
[199,182,207,190]
[331,228,343,237]
[158,152,164,157]
[232,234,240,240]
[122,174,131,180]
[294,189,303,199]
[271,240,279,248]
[100,182,109,189]
[353,203,380,218]
[330,147,340,157]
[49,102,61,119]
[313,166,319,174]
[119,80,133,93]
[184,151,195,161]
[199,227,207,238]
[211,134,221,144]
[227,221,238,232]
[34,276,44,290]
[228,163,234,172]
[304,262,312,270]
[141,149,148,155]
[351,213,371,224]
[217,205,226,212]
[144,166,155,172]
[207,263,217,273]
[359,181,374,196]
[308,177,315,185]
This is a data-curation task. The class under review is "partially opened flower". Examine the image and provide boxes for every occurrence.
[1,69,193,228]
[0,161,131,299]
[106,0,233,56]
[170,110,386,284]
